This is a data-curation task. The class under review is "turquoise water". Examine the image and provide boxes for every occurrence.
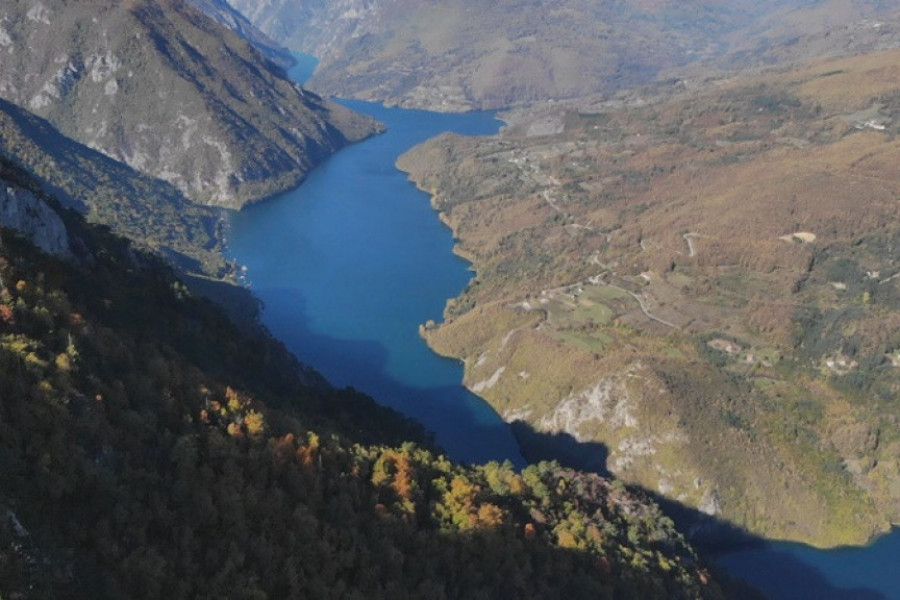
[286,53,318,84]
[226,95,524,466]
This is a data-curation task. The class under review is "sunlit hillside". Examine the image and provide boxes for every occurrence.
[399,47,900,547]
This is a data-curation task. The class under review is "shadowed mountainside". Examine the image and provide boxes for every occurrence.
[509,420,890,600]
[0,97,225,276]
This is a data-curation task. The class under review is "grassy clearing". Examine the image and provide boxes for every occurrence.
[552,330,612,353]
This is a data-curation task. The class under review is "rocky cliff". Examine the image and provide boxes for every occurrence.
[187,0,295,69]
[0,0,381,208]
[0,179,69,257]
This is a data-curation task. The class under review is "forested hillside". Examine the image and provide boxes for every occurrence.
[0,97,224,277]
[0,164,734,598]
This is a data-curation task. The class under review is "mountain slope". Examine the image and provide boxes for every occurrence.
[0,97,225,276]
[0,165,731,600]
[187,0,295,69]
[231,0,900,111]
[398,47,900,547]
[0,0,380,208]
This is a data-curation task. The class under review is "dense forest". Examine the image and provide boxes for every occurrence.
[0,168,735,598]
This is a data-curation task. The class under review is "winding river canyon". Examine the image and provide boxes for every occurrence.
[225,57,900,600]
[227,59,523,466]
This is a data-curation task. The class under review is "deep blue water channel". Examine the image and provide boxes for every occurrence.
[226,85,523,466]
[717,530,900,600]
[225,56,900,599]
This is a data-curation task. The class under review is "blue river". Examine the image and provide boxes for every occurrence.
[226,62,523,466]
[225,56,899,599]
[717,530,900,599]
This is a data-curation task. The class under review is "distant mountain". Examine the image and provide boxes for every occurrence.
[230,0,900,111]
[0,0,381,208]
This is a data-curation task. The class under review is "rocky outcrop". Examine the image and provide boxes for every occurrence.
[0,182,68,257]
[0,97,224,275]
[0,0,381,208]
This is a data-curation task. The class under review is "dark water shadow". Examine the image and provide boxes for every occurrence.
[198,273,887,600]
[509,420,611,477]
[507,421,889,600]
[715,547,889,600]
[251,285,526,467]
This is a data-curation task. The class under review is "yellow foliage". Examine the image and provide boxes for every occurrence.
[475,503,504,528]
[447,475,477,507]
[244,410,265,435]
[391,455,415,501]
[658,555,672,572]
[54,352,71,372]
[225,386,243,412]
[298,433,320,467]
[508,474,525,495]
[556,529,578,549]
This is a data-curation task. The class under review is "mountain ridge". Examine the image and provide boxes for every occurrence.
[187,0,296,69]
[230,0,900,112]
[0,159,736,599]
[0,0,381,209]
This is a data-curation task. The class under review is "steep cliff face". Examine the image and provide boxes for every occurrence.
[0,0,381,208]
[0,181,69,257]
[231,0,378,60]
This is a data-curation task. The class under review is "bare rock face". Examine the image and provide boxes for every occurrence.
[0,0,381,208]
[0,182,69,257]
